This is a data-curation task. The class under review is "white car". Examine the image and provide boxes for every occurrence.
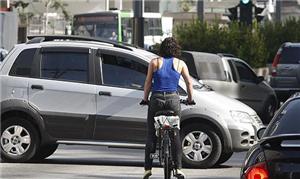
[0,35,263,168]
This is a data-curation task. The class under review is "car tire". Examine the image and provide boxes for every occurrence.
[216,151,233,165]
[262,98,276,124]
[32,144,58,160]
[180,124,222,168]
[1,117,40,162]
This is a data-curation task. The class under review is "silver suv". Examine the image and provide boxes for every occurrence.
[182,51,278,124]
[270,42,300,103]
[0,36,263,168]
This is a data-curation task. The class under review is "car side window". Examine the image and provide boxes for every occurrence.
[233,61,257,83]
[41,52,89,83]
[100,53,147,90]
[9,48,37,77]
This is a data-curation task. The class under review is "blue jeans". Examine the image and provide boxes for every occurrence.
[144,92,182,170]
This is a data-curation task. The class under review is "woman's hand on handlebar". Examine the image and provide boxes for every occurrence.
[180,99,196,105]
[139,99,149,105]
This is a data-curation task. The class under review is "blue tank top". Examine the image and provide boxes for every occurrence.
[152,58,181,92]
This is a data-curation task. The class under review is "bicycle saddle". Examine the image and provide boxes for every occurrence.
[155,110,176,116]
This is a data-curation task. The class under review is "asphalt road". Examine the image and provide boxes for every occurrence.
[0,145,245,179]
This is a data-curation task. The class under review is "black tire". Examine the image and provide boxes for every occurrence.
[162,136,171,179]
[216,151,233,165]
[1,117,40,162]
[262,98,277,124]
[181,124,222,168]
[32,144,58,160]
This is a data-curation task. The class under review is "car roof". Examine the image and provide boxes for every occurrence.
[182,51,221,62]
[282,42,300,48]
[22,35,158,61]
[183,50,243,62]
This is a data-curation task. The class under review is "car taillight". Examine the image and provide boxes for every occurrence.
[246,162,269,179]
[271,52,281,77]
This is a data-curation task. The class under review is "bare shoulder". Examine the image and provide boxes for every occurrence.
[150,57,161,69]
[174,58,187,68]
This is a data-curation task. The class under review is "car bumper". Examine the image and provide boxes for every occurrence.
[228,123,261,152]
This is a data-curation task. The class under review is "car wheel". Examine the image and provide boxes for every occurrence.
[262,98,276,124]
[32,144,58,160]
[216,151,233,165]
[1,117,40,162]
[180,124,222,168]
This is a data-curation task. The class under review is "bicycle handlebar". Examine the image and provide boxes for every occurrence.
[180,99,196,105]
[139,99,196,106]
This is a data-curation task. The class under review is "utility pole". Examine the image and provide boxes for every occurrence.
[133,0,144,48]
[275,0,281,21]
[197,0,204,22]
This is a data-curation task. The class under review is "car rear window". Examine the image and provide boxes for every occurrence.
[280,47,300,64]
[194,54,227,81]
[181,52,198,79]
[265,99,300,137]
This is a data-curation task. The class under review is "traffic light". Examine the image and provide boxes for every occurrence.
[226,0,265,25]
[228,6,238,21]
[255,5,265,22]
[239,0,252,25]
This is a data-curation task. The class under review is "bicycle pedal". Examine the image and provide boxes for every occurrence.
[150,153,159,159]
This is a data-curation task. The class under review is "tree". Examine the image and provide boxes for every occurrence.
[13,0,34,27]
[175,20,268,68]
[44,0,70,34]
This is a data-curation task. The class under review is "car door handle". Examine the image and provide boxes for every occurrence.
[31,85,44,90]
[99,91,111,96]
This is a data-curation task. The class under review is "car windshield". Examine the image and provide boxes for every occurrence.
[264,98,300,137]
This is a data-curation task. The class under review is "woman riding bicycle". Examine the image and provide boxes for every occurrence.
[142,37,194,179]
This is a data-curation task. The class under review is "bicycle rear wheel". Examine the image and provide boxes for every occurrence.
[163,136,172,179]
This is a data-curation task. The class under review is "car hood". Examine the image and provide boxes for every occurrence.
[193,90,257,116]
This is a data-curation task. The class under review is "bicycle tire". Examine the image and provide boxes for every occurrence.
[163,134,172,179]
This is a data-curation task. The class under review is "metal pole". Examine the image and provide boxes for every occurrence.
[197,0,204,22]
[7,0,10,8]
[106,0,109,11]
[133,0,144,48]
[275,0,281,21]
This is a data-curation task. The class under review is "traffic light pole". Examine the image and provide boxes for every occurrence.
[197,0,204,22]
[133,0,144,48]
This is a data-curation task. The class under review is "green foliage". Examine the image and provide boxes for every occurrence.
[50,0,70,21]
[174,18,300,68]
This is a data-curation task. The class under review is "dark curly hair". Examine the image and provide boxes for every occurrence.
[159,37,181,58]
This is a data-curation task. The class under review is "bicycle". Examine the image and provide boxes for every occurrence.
[141,99,195,179]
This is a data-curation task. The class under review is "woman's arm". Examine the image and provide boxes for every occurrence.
[181,61,193,102]
[143,60,155,101]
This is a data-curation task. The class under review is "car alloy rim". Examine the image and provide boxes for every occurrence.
[1,125,31,156]
[182,131,213,162]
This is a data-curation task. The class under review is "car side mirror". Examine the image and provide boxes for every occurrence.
[257,127,266,140]
[256,76,264,84]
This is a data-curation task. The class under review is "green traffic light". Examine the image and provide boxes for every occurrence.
[241,0,250,4]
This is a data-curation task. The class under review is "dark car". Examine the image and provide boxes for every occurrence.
[241,92,300,179]
[181,51,277,124]
[270,42,300,103]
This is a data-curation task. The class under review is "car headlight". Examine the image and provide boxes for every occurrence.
[230,111,252,123]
